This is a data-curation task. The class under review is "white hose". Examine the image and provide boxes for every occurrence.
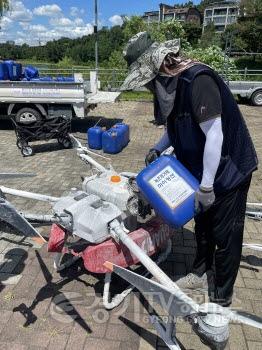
[103,239,172,310]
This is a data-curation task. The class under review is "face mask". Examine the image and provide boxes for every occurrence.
[154,76,178,119]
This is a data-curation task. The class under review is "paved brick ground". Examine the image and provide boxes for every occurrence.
[0,101,261,350]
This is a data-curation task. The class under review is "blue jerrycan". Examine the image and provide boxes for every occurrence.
[112,123,130,148]
[87,126,104,150]
[0,62,8,80]
[136,155,199,228]
[4,61,22,80]
[102,129,122,154]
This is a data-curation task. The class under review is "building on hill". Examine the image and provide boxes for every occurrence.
[142,3,201,25]
[202,1,239,32]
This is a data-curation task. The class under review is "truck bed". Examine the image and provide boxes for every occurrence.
[228,80,261,98]
[0,80,85,104]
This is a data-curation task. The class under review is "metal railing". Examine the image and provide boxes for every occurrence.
[28,66,262,90]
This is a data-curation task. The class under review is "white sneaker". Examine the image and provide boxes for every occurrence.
[175,273,208,290]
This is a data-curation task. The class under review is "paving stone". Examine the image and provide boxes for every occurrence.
[243,325,262,342]
[0,342,28,350]
[48,333,70,350]
[228,324,247,350]
[243,278,262,289]
[120,341,141,350]
[65,323,89,350]
[106,323,140,343]
[84,338,121,350]
[247,341,262,350]
[235,287,262,301]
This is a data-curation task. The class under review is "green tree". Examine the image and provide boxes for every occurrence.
[122,16,186,44]
[183,22,202,46]
[150,20,185,42]
[200,23,221,48]
[45,41,64,63]
[122,16,147,41]
[222,0,262,57]
[184,45,239,79]
[239,0,262,17]
[173,1,194,8]
[108,50,127,69]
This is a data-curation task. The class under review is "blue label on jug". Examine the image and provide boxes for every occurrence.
[149,165,194,209]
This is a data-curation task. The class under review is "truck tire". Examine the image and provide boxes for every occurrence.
[251,90,262,106]
[15,107,42,124]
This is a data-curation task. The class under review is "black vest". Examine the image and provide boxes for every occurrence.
[167,64,258,194]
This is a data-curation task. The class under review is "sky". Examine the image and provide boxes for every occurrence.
[0,1,201,46]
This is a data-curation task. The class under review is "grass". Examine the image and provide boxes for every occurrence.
[119,91,153,101]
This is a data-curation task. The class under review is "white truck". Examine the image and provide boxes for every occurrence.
[0,72,120,123]
[227,80,262,106]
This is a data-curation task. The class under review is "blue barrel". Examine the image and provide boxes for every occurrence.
[24,66,39,80]
[102,129,122,154]
[0,62,8,80]
[136,155,199,228]
[88,126,104,150]
[113,123,130,147]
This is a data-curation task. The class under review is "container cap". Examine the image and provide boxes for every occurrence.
[110,175,121,183]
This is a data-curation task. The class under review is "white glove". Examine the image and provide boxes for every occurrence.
[195,186,215,213]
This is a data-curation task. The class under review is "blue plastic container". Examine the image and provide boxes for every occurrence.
[88,126,104,150]
[0,62,8,80]
[55,77,65,82]
[15,63,22,80]
[63,77,74,82]
[24,66,39,80]
[112,123,130,147]
[102,129,122,154]
[136,155,199,228]
[55,76,74,82]
[39,76,53,81]
[3,60,22,80]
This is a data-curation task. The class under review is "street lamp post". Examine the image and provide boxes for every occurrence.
[94,0,98,70]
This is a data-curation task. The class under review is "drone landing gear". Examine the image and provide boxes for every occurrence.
[103,239,172,310]
[53,252,81,272]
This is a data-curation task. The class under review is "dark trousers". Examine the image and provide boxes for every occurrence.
[192,176,251,306]
[153,96,165,125]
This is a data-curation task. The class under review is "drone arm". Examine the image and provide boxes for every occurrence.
[0,186,59,203]
[108,220,199,314]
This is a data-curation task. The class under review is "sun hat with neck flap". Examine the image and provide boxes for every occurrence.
[120,31,181,91]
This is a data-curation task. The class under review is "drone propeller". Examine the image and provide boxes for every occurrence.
[105,262,262,331]
[0,173,36,179]
[0,197,46,243]
[104,261,199,317]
